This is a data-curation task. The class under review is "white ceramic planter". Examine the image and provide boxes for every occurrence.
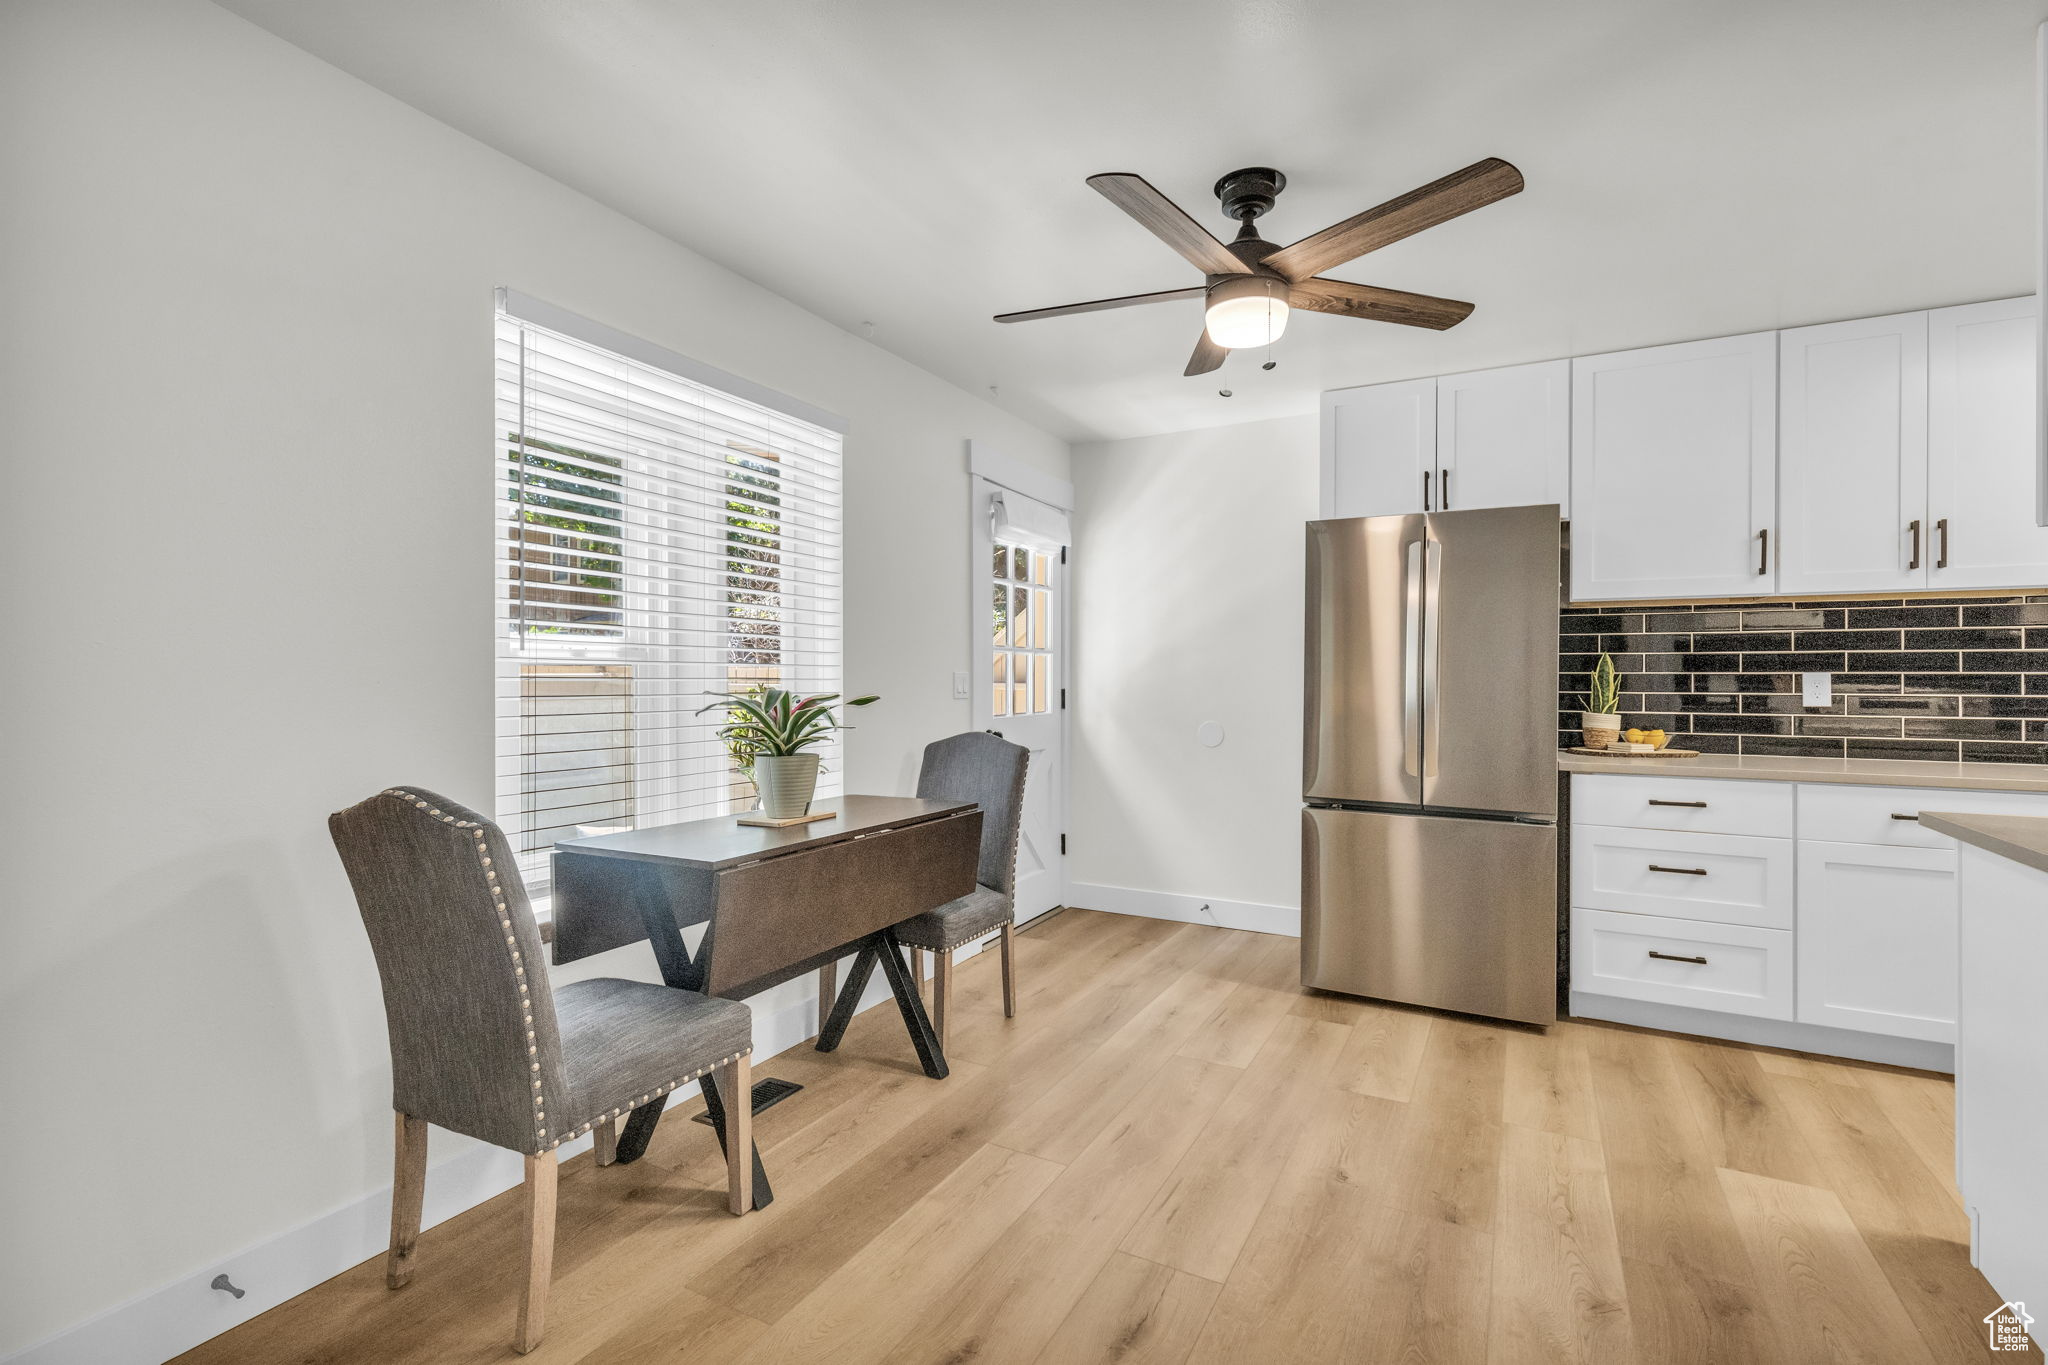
[753,753,822,819]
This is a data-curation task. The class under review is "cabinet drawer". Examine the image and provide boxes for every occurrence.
[1571,824,1793,928]
[1797,782,2048,851]
[1572,774,1791,837]
[1571,908,1793,1019]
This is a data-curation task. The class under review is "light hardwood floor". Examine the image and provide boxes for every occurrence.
[175,911,2037,1364]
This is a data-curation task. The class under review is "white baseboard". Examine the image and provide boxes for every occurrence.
[1066,882,1299,938]
[2,959,926,1365]
[1568,991,1955,1073]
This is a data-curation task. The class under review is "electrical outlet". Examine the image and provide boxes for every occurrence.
[951,670,970,700]
[1802,672,1832,707]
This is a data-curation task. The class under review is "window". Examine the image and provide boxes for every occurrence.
[991,541,1055,717]
[494,298,845,896]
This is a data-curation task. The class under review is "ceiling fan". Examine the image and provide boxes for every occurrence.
[995,159,1524,376]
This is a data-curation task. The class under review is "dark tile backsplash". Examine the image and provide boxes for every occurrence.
[1559,596,2048,763]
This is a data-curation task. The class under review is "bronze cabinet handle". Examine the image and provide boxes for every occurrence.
[1422,470,1432,512]
[1908,518,1921,571]
[1647,864,1708,876]
[1647,799,1707,808]
[1936,517,1949,570]
[1891,813,1920,822]
[1441,470,1451,509]
[1648,950,1708,964]
[1757,528,1770,576]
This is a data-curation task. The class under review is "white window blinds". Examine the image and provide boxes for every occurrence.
[493,298,845,894]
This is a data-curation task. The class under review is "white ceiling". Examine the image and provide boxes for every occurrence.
[218,0,2048,443]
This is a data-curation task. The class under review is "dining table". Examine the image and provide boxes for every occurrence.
[549,794,983,1208]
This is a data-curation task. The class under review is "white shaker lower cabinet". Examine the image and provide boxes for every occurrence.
[1570,774,2048,1069]
[1954,842,2048,1333]
[1794,839,1956,1042]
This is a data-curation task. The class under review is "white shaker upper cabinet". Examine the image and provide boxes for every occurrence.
[1570,332,1778,602]
[1776,311,1929,596]
[1320,377,1436,518]
[1435,359,1571,517]
[1928,297,2048,590]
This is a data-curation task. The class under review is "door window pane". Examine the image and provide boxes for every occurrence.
[992,582,1009,644]
[1012,546,1029,579]
[1032,654,1048,713]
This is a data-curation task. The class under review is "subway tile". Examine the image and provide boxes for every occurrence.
[2031,722,2048,743]
[1906,628,2025,650]
[1847,606,1960,629]
[1798,715,1905,738]
[1675,693,1744,713]
[1962,741,2048,764]
[1791,630,1901,650]
[1850,694,1959,717]
[1612,633,1694,654]
[1626,713,1687,734]
[1646,609,1739,631]
[1691,714,1793,736]
[2026,628,2048,650]
[1963,651,2044,672]
[1691,632,1785,653]
[1830,673,1904,694]
[1686,734,1742,754]
[1673,653,1743,673]
[1904,717,2027,741]
[1914,596,2022,606]
[1742,735,1846,758]
[1963,604,2048,626]
[1741,693,1842,714]
[1730,673,1799,693]
[1962,696,2048,719]
[1740,608,1831,630]
[1845,737,1962,762]
[1847,651,1962,672]
[1738,651,1849,672]
[1559,612,1641,633]
[1799,598,1902,609]
[1911,673,2023,694]
[1560,634,1602,653]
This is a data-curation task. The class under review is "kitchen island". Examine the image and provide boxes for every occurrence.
[1915,811,2048,1351]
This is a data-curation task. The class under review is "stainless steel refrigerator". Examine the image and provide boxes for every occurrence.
[1302,504,1561,1027]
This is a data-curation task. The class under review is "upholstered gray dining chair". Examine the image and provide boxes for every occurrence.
[330,787,754,1354]
[896,733,1030,1046]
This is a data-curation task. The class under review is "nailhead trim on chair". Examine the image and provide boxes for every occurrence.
[382,788,552,1149]
[376,788,751,1157]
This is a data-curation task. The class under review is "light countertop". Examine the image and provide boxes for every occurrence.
[1919,811,2048,875]
[1559,750,2048,794]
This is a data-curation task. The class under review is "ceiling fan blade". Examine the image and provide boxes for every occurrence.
[1087,173,1252,278]
[1289,278,1475,331]
[1264,158,1524,282]
[994,285,1205,324]
[1185,330,1227,376]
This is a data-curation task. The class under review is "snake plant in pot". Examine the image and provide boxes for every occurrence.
[698,687,880,819]
[1580,653,1623,749]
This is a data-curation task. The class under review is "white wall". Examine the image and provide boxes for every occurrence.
[1067,415,1317,933]
[0,1,1068,1356]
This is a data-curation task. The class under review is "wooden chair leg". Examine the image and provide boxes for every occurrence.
[817,959,837,1037]
[593,1116,617,1167]
[933,948,954,1048]
[515,1151,557,1354]
[387,1112,428,1289]
[907,947,924,999]
[720,1053,753,1215]
[1000,921,1017,1018]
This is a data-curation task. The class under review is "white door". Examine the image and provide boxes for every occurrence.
[1929,296,2048,590]
[1321,377,1436,518]
[1435,359,1571,516]
[1569,332,1777,601]
[971,476,1066,923]
[1776,311,1929,595]
[1796,839,1957,1042]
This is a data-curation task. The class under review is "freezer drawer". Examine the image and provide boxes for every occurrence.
[1302,806,1557,1026]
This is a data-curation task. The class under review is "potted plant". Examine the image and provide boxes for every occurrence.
[1580,653,1623,749]
[698,686,879,819]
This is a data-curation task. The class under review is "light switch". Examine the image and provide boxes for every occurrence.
[1802,672,1832,707]
[952,670,970,700]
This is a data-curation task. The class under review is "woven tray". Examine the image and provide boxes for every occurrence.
[1566,746,1701,758]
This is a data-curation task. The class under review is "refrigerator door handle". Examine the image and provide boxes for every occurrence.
[1402,539,1424,778]
[1420,535,1443,779]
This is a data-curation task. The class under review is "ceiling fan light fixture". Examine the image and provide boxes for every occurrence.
[1203,274,1289,349]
